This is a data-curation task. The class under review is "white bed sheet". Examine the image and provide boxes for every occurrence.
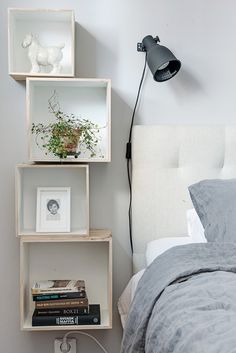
[118,269,145,328]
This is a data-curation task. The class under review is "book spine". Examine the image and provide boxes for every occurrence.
[35,299,88,309]
[34,307,89,316]
[32,314,100,326]
[31,281,85,295]
[32,288,83,294]
[31,286,85,295]
[33,291,86,301]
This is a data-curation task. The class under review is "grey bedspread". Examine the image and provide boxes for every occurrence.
[121,243,236,353]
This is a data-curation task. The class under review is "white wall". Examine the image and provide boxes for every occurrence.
[0,0,236,352]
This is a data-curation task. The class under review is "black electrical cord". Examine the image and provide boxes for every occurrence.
[126,52,147,254]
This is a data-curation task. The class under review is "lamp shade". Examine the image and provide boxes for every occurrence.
[142,35,181,82]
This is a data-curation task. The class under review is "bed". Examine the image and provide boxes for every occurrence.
[120,125,236,353]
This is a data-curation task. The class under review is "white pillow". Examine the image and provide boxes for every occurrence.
[145,209,207,267]
[145,236,192,266]
[187,208,206,243]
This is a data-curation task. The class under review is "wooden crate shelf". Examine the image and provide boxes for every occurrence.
[26,78,111,162]
[20,230,112,331]
[16,164,89,236]
[8,8,75,80]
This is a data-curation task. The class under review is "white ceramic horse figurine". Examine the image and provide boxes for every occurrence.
[22,34,65,74]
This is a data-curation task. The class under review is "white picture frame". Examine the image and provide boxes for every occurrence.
[36,187,71,233]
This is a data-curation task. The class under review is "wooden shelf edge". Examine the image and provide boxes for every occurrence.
[16,163,89,168]
[21,324,112,332]
[28,158,111,163]
[10,73,75,81]
[20,229,112,242]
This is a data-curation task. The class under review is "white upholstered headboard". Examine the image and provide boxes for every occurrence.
[132,125,236,272]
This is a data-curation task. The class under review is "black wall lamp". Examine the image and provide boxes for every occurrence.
[126,35,181,252]
[137,35,181,82]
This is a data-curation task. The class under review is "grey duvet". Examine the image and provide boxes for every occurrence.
[121,243,236,353]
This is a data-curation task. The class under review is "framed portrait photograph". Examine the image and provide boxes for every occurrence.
[36,187,71,233]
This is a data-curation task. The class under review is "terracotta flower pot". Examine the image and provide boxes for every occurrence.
[52,127,81,157]
[62,128,81,154]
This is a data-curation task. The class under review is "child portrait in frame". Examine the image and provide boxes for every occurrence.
[36,187,71,233]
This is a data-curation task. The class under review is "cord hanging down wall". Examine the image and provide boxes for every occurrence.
[126,34,181,254]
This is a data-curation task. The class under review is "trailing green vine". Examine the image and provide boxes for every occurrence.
[31,90,103,159]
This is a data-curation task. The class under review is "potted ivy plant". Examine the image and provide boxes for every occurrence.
[31,90,102,159]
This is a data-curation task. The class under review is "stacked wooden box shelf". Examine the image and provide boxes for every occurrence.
[27,78,111,162]
[20,230,112,331]
[10,7,112,332]
[16,164,89,236]
[8,8,75,80]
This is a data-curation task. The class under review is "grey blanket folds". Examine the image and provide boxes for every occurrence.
[121,243,236,353]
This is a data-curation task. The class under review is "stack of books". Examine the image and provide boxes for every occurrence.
[31,280,101,326]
